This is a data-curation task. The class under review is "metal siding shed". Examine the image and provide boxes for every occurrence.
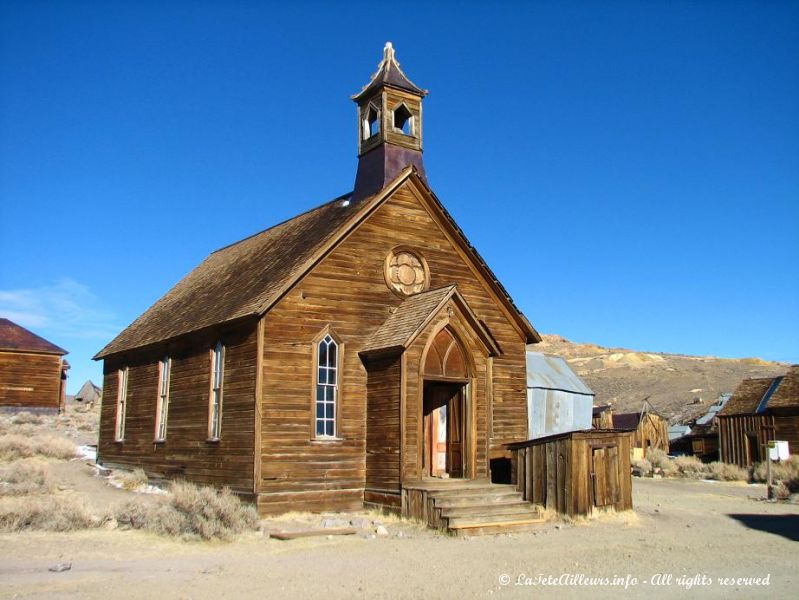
[526,350,594,439]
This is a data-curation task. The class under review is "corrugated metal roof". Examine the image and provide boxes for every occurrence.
[525,350,593,395]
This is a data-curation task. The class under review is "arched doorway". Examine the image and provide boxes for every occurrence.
[422,327,470,479]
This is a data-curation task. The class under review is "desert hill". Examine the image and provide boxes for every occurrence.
[534,334,789,425]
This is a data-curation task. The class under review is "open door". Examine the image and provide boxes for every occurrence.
[423,383,465,478]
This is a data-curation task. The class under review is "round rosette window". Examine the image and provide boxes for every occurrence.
[385,248,430,296]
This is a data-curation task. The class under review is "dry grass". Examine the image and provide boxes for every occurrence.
[752,456,799,492]
[706,461,748,481]
[117,467,149,491]
[57,408,100,433]
[115,481,259,540]
[0,434,77,462]
[641,449,747,482]
[0,495,98,531]
[0,459,53,496]
[10,412,43,426]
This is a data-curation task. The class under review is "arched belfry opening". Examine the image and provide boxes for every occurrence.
[422,327,470,479]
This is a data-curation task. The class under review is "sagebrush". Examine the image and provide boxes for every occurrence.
[117,467,149,491]
[0,434,77,461]
[0,495,97,531]
[115,481,259,540]
[0,459,52,496]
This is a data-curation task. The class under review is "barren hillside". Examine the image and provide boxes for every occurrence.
[534,335,789,424]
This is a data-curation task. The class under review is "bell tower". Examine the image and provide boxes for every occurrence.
[352,42,428,201]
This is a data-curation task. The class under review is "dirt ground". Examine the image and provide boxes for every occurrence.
[1,476,797,600]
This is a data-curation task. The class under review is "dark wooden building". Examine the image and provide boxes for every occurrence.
[717,366,799,468]
[95,44,555,529]
[612,401,669,459]
[0,318,69,414]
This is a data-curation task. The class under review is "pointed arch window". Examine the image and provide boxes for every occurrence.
[208,341,224,440]
[315,333,340,438]
[362,103,380,140]
[155,356,171,441]
[393,103,414,136]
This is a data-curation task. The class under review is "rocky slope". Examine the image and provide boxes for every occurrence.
[534,335,789,424]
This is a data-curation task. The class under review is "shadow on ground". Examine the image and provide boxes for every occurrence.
[727,513,799,542]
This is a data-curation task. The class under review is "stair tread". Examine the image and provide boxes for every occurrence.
[449,517,545,530]
[440,503,539,517]
[447,512,543,527]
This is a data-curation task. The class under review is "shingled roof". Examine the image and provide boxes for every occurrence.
[719,367,799,415]
[352,42,428,103]
[0,318,67,355]
[96,168,538,359]
[718,377,779,416]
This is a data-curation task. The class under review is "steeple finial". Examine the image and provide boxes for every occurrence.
[383,41,395,63]
[352,42,427,102]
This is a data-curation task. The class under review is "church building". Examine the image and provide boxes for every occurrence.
[96,44,550,528]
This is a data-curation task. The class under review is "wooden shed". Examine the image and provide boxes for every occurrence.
[717,366,799,467]
[0,318,69,414]
[612,401,669,459]
[507,430,633,517]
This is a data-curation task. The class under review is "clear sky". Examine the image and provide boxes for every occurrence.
[1,1,797,393]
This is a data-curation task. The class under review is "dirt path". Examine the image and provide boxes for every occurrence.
[1,478,797,599]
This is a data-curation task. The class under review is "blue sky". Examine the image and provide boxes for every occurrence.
[1,1,797,393]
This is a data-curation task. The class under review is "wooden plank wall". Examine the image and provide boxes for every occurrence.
[364,354,402,498]
[258,181,529,513]
[774,415,799,457]
[718,414,775,468]
[98,321,257,493]
[511,432,632,516]
[0,351,63,411]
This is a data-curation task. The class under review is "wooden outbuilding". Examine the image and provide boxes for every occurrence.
[717,366,799,467]
[507,430,633,517]
[612,401,669,459]
[592,404,613,429]
[0,318,69,414]
[94,44,557,532]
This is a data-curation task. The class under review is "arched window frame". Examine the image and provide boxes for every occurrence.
[392,101,415,137]
[208,341,224,441]
[361,102,381,141]
[154,355,171,442]
[311,327,343,440]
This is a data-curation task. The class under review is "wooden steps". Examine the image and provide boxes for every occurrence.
[402,481,544,536]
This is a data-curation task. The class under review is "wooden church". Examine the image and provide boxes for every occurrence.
[96,44,565,530]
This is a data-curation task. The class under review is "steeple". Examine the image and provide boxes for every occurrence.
[352,42,428,201]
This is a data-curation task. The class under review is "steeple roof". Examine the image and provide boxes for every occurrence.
[352,42,427,103]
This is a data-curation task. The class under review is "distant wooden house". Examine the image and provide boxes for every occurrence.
[612,401,669,459]
[72,380,102,406]
[717,366,799,467]
[592,404,613,429]
[0,318,69,414]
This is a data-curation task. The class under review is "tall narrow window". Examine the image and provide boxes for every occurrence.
[155,356,171,441]
[208,341,224,440]
[315,334,338,437]
[115,367,128,442]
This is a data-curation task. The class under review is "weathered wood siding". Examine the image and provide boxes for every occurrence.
[631,413,669,456]
[364,354,402,495]
[258,181,529,513]
[510,431,633,516]
[0,351,63,411]
[98,321,257,492]
[718,412,799,467]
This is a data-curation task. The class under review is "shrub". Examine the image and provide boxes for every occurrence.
[752,456,799,492]
[115,481,259,540]
[631,458,652,476]
[11,412,43,426]
[673,455,706,478]
[0,459,52,496]
[117,468,149,491]
[0,495,97,531]
[705,461,748,482]
[646,448,670,469]
[0,434,77,462]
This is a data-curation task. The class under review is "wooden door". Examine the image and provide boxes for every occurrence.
[592,445,620,507]
[447,389,463,477]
